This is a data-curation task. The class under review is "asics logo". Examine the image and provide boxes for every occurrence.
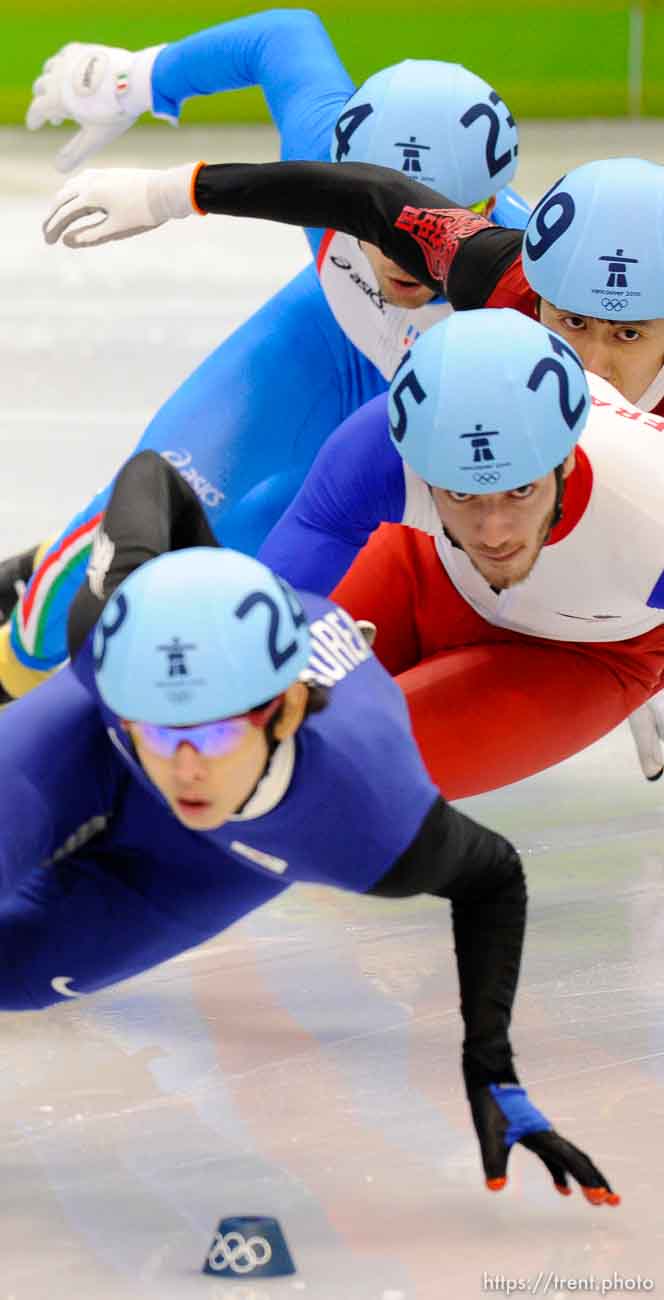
[74,53,105,97]
[206,1230,273,1274]
[329,256,386,311]
[161,450,224,509]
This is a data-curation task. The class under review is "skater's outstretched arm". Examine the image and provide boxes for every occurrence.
[370,803,620,1206]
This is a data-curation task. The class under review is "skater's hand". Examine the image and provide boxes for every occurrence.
[42,163,204,248]
[469,1083,620,1206]
[26,42,166,173]
[628,690,664,781]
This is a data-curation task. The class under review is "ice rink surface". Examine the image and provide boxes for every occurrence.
[3,122,664,1300]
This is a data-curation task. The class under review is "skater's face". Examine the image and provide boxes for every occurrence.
[431,452,575,591]
[126,684,307,830]
[359,241,437,308]
[359,197,495,309]
[539,300,664,404]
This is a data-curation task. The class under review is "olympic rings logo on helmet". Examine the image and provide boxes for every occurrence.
[601,298,628,312]
[206,1230,273,1274]
[472,471,501,484]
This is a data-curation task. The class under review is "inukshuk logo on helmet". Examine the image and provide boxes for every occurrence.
[459,424,510,484]
[158,637,195,678]
[393,136,431,175]
[594,248,640,313]
[155,636,206,703]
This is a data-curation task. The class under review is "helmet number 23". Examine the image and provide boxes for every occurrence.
[235,580,307,672]
[460,92,515,179]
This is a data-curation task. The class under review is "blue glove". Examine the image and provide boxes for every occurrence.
[469,1083,620,1206]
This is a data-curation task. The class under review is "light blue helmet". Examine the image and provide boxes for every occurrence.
[523,158,664,319]
[93,547,311,724]
[388,308,589,491]
[331,60,518,206]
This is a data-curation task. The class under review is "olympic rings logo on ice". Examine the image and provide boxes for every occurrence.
[206,1230,273,1274]
[601,298,628,312]
[472,471,501,485]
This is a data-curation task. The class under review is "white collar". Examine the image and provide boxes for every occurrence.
[636,363,664,412]
[229,737,296,820]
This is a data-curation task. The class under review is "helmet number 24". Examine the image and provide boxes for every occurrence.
[334,102,374,162]
[235,580,307,673]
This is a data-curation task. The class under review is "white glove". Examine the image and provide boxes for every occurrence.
[627,689,664,781]
[26,41,167,172]
[42,162,203,248]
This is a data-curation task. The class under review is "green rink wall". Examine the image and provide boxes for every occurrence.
[5,1,664,123]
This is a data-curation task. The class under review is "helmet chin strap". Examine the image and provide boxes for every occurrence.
[233,708,285,814]
[550,463,567,532]
[635,361,664,412]
[232,735,297,820]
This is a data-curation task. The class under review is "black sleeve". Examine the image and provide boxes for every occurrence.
[195,160,523,304]
[369,797,526,1093]
[67,451,219,660]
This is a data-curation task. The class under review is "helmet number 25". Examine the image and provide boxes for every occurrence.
[389,354,427,442]
[460,92,515,180]
[235,580,307,673]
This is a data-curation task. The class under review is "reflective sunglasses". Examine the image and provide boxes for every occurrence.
[134,696,284,759]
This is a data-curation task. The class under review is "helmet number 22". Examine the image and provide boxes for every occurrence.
[527,334,586,430]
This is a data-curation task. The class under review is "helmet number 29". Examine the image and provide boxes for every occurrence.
[460,91,515,180]
[524,179,575,262]
[235,582,307,673]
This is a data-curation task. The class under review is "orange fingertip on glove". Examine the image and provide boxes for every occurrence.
[485,1179,620,1204]
[581,1186,621,1207]
[190,161,207,216]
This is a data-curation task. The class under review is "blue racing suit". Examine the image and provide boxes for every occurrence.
[0,581,524,1066]
[9,10,529,683]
